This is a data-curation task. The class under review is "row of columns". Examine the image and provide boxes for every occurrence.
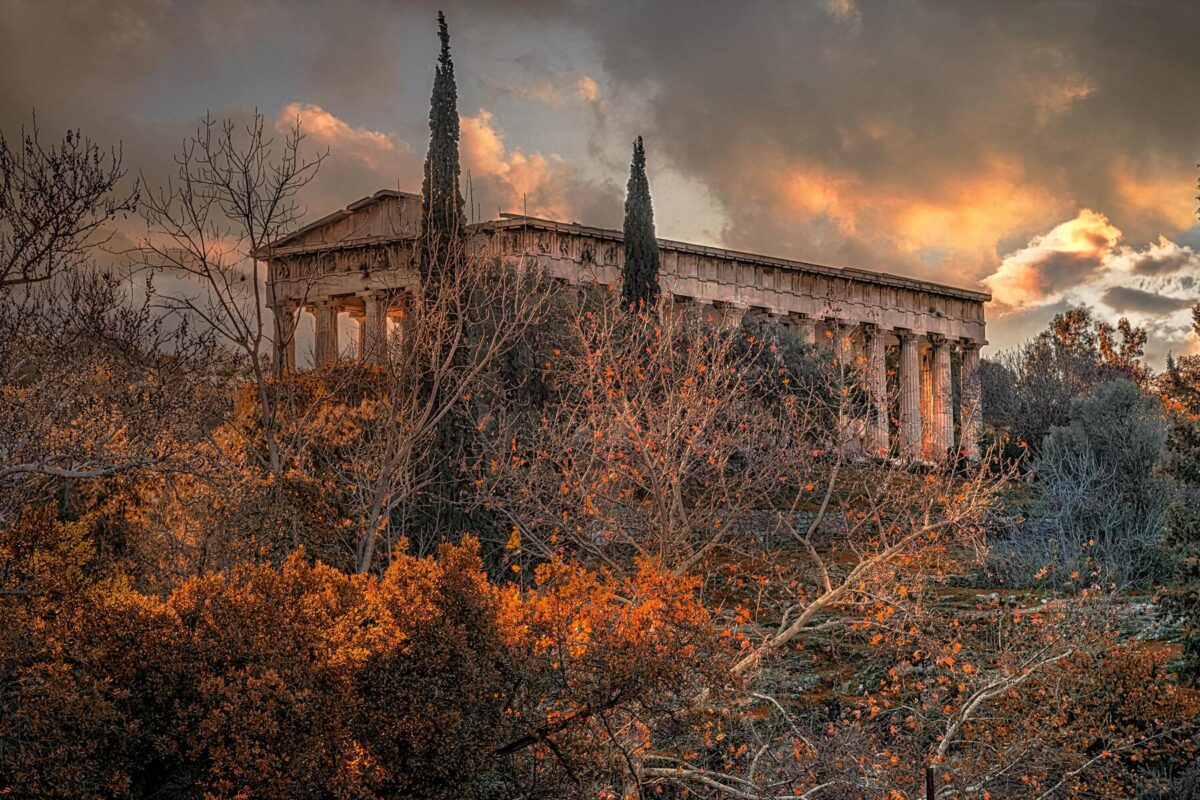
[740,307,982,462]
[277,294,983,462]
[275,292,405,371]
[848,322,981,462]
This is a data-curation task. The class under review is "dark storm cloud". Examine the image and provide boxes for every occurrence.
[1028,251,1107,297]
[565,0,1200,283]
[1101,286,1195,315]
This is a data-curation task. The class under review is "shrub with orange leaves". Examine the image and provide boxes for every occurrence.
[0,519,722,799]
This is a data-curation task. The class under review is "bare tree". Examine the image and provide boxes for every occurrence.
[0,117,215,524]
[0,116,137,288]
[341,247,555,573]
[137,110,326,477]
[475,296,821,577]
[0,267,222,525]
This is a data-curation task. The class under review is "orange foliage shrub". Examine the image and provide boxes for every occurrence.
[0,511,722,799]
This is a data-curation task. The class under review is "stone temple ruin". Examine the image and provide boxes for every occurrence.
[263,189,989,460]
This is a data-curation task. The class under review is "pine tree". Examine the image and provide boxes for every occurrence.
[620,136,660,310]
[420,10,465,282]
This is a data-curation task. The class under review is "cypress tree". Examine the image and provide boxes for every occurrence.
[620,136,660,310]
[420,10,465,281]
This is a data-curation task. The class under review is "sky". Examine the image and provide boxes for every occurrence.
[3,0,1200,361]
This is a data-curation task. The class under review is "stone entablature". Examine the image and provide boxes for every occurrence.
[474,214,987,344]
[262,188,991,460]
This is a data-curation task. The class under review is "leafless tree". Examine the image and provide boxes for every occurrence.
[474,296,825,576]
[0,266,223,525]
[339,245,556,573]
[0,115,137,288]
[136,110,326,477]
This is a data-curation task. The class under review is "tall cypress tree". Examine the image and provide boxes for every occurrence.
[420,10,465,282]
[620,136,660,309]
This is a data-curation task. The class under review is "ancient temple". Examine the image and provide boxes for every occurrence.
[262,189,989,460]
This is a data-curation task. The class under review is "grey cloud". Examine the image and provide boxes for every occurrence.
[1101,286,1194,315]
[1130,248,1196,276]
[565,0,1200,281]
[5,0,1200,305]
[1031,250,1107,296]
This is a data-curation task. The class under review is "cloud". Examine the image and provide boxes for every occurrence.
[1100,286,1195,315]
[577,75,601,103]
[1118,235,1200,276]
[482,78,565,106]
[460,108,620,224]
[274,103,421,213]
[279,103,411,171]
[982,209,1200,360]
[984,210,1120,308]
[568,0,1200,296]
[1111,159,1197,235]
[6,0,1200,365]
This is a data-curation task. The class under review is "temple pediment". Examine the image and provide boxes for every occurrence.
[264,189,423,256]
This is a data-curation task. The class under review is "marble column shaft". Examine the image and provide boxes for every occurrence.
[791,314,816,345]
[960,342,982,459]
[313,302,338,366]
[361,293,388,363]
[273,303,297,374]
[898,332,923,457]
[929,338,954,458]
[866,326,889,456]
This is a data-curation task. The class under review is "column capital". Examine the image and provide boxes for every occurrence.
[897,329,920,342]
[960,338,986,351]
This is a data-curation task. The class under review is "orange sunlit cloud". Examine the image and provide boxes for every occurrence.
[1111,158,1197,234]
[577,75,600,103]
[278,102,412,170]
[983,209,1120,309]
[460,108,584,220]
[774,155,1062,275]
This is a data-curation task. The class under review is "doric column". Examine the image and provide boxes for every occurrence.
[920,344,933,457]
[898,332,923,457]
[313,301,338,366]
[715,300,747,328]
[669,295,695,325]
[825,319,855,373]
[348,311,365,359]
[832,321,862,452]
[361,293,388,363]
[388,292,411,349]
[866,325,889,457]
[788,313,817,345]
[929,336,954,458]
[960,341,983,460]
[272,303,297,374]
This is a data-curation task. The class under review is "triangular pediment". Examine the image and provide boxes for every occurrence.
[266,190,422,255]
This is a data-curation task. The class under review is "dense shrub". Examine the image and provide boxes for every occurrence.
[0,511,722,799]
[1156,305,1200,685]
[982,307,1146,458]
[989,379,1169,587]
